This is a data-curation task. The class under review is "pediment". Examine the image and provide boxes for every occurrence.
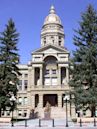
[33,44,69,54]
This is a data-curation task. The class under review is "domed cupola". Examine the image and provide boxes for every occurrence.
[43,6,62,25]
[41,5,65,47]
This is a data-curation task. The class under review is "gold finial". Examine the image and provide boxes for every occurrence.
[50,5,55,14]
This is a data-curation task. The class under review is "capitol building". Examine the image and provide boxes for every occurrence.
[3,6,76,118]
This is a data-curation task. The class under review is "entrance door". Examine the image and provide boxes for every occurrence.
[43,94,57,107]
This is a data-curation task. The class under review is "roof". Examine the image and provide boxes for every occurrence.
[32,44,69,54]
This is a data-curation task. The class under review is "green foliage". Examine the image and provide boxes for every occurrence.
[72,118,77,123]
[0,19,20,114]
[69,5,97,116]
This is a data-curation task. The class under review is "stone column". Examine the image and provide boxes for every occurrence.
[32,94,35,109]
[39,94,43,108]
[32,67,35,86]
[71,94,76,117]
[27,93,32,108]
[27,92,32,117]
[22,80,24,91]
[58,67,61,85]
[40,67,43,86]
[28,66,32,89]
[58,94,62,107]
[66,67,69,84]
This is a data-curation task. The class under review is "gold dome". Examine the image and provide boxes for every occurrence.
[43,5,62,25]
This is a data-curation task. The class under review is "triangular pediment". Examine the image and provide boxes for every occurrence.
[32,44,69,54]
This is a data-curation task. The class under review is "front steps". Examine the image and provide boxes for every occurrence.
[35,107,70,118]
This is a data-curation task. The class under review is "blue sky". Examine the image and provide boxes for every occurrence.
[0,0,97,64]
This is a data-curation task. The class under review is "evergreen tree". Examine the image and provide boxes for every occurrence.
[70,5,97,117]
[0,19,20,116]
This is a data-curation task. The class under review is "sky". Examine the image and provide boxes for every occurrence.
[0,0,97,64]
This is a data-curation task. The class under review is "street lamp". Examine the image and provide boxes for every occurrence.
[10,94,16,127]
[63,95,70,127]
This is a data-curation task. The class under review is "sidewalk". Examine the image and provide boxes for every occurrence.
[0,118,97,129]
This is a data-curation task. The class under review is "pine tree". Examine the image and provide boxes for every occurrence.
[70,5,97,117]
[0,19,20,116]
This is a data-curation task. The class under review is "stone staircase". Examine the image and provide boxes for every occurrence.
[35,107,69,118]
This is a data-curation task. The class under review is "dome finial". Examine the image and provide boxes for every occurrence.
[50,5,55,14]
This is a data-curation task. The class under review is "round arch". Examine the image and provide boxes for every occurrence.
[43,55,58,61]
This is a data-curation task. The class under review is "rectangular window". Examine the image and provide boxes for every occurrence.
[59,41,61,46]
[18,110,22,116]
[51,77,57,85]
[44,41,46,44]
[24,74,28,78]
[19,80,22,85]
[19,74,22,78]
[18,80,22,90]
[18,97,22,105]
[45,77,50,85]
[7,111,10,116]
[24,80,28,90]
[45,70,49,75]
[59,36,61,39]
[23,110,27,117]
[1,111,4,116]
[24,97,27,105]
[18,85,22,90]
[52,69,56,74]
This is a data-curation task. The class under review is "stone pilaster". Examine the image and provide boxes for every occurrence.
[32,94,35,109]
[40,67,43,86]
[58,67,61,85]
[28,66,32,89]
[71,105,76,118]
[58,94,62,107]
[32,67,35,86]
[27,92,33,117]
[66,67,69,84]
[39,94,43,108]
[71,94,76,117]
[27,92,32,108]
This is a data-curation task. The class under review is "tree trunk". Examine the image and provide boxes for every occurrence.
[91,106,95,117]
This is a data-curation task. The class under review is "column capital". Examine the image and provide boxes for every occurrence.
[39,94,43,96]
[58,94,62,107]
[32,66,35,69]
[39,94,43,108]
[40,66,43,69]
[40,64,43,68]
[31,93,35,96]
[58,66,61,68]
[58,67,61,85]
[58,93,62,96]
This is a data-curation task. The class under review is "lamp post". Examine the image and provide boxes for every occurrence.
[63,95,70,127]
[10,95,16,127]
